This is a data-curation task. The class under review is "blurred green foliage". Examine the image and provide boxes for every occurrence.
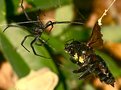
[0,0,121,90]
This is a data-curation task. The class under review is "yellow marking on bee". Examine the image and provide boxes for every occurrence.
[74,53,78,60]
[74,53,84,63]
[79,56,84,63]
[65,51,68,53]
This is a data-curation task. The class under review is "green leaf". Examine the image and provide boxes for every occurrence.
[0,0,30,78]
[60,26,90,42]
[0,0,6,22]
[0,30,30,78]
[11,0,72,15]
[27,0,72,10]
[52,5,74,36]
[0,26,65,89]
[0,26,56,69]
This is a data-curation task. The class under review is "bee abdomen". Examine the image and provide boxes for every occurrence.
[95,55,115,86]
[95,69,115,86]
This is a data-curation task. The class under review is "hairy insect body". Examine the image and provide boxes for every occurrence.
[65,41,115,86]
[65,41,93,63]
[94,56,115,86]
[74,53,84,63]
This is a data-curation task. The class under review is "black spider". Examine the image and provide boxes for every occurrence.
[65,22,115,87]
[3,0,83,58]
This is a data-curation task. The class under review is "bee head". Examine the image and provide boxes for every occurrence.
[65,41,88,55]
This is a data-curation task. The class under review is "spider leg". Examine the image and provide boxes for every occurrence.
[3,25,10,32]
[21,35,33,52]
[52,21,84,25]
[44,21,84,32]
[3,25,22,32]
[35,38,49,46]
[3,24,29,32]
[20,0,31,21]
[30,38,38,55]
[30,37,50,59]
[44,21,53,32]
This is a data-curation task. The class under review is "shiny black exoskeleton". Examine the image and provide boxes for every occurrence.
[65,22,115,87]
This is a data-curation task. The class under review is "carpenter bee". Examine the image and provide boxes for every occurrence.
[65,22,115,87]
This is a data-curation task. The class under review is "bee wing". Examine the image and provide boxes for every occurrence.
[86,22,103,49]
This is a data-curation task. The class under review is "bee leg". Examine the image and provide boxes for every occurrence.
[73,59,94,73]
[79,69,90,79]
[79,65,95,79]
[73,66,87,73]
